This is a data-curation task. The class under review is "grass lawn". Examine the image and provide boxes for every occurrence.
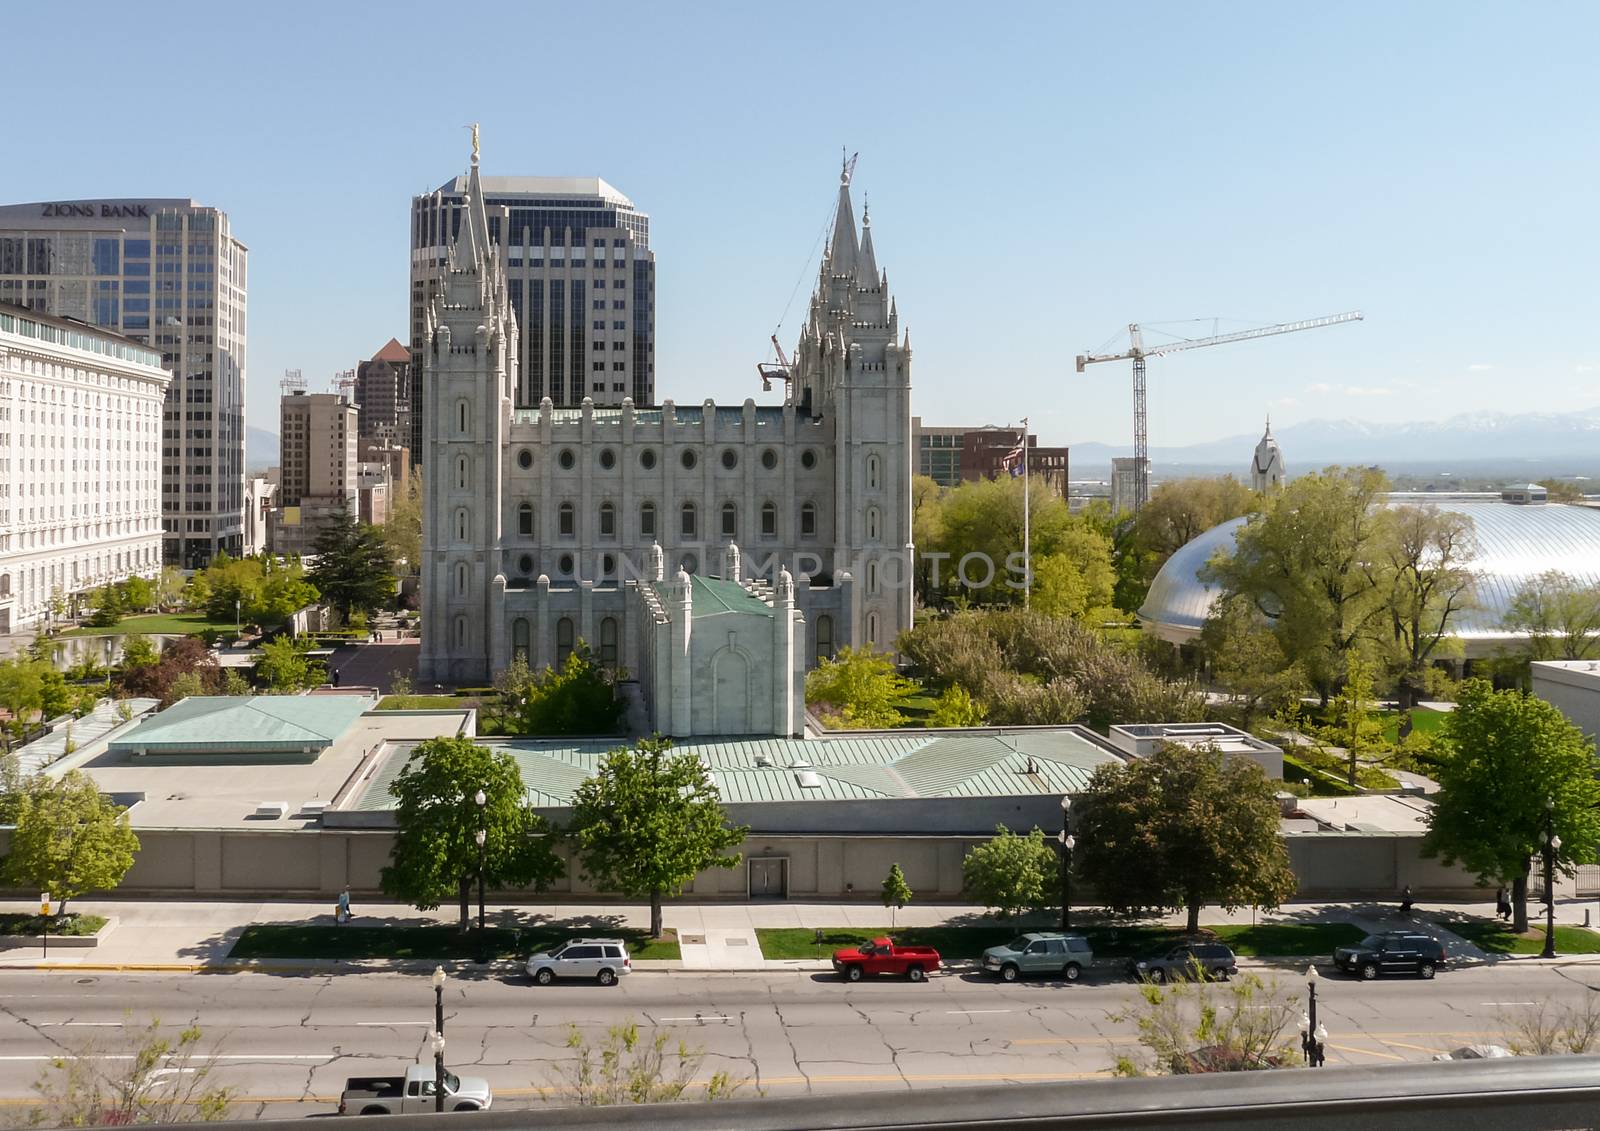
[63,613,238,637]
[376,695,467,711]
[1439,916,1600,956]
[228,923,680,961]
[754,921,1366,961]
[1381,708,1447,744]
[0,914,108,937]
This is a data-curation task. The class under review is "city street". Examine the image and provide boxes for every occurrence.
[1,962,1596,1119]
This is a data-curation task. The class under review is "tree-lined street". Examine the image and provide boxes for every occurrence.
[0,964,1594,1117]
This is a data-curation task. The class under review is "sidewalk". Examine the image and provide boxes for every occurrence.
[0,896,1591,973]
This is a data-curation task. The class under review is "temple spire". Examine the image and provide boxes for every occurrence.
[856,196,878,284]
[829,157,858,276]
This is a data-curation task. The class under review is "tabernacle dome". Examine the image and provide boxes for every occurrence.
[1138,491,1600,658]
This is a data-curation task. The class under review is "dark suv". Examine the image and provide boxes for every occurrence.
[1127,941,1238,982]
[1333,931,1446,980]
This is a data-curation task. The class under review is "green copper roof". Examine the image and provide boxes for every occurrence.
[652,574,773,619]
[109,695,369,755]
[354,728,1124,811]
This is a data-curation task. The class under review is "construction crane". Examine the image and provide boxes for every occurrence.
[1076,311,1364,513]
[757,334,795,401]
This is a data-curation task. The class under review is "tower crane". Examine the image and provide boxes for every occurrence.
[1076,310,1363,513]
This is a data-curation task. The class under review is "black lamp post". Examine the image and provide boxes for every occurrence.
[474,788,488,962]
[1542,798,1561,960]
[430,965,446,1112]
[1301,963,1327,1067]
[1057,797,1073,930]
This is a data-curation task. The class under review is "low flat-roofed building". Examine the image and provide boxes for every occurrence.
[1531,660,1600,750]
[1292,794,1433,835]
[109,695,374,761]
[1106,722,1284,779]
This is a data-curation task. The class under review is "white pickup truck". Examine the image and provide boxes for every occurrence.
[338,1064,493,1115]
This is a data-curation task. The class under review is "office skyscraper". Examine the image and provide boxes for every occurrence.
[409,174,654,452]
[0,198,248,567]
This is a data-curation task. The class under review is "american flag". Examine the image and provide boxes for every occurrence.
[1000,437,1025,477]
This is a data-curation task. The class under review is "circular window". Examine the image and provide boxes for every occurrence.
[681,449,698,470]
[602,553,616,576]
[801,448,818,470]
[517,554,533,575]
[681,553,698,575]
[640,448,657,470]
[761,448,777,470]
[721,448,738,470]
[599,448,616,470]
[558,448,576,471]
[558,553,575,576]
[517,448,533,470]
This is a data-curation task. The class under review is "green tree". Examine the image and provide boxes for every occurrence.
[1330,652,1386,788]
[505,645,624,736]
[254,561,319,624]
[1502,570,1600,660]
[119,635,160,671]
[1377,505,1477,714]
[86,584,125,629]
[3,770,140,915]
[254,635,323,693]
[116,636,220,707]
[37,667,77,720]
[1133,476,1258,569]
[926,684,986,728]
[308,512,396,621]
[197,553,262,626]
[918,474,1075,606]
[380,736,563,927]
[157,566,188,611]
[1536,478,1586,503]
[219,669,254,697]
[120,575,156,614]
[567,735,747,938]
[383,468,424,575]
[1030,532,1116,621]
[1198,593,1307,730]
[1205,466,1392,702]
[1424,680,1600,933]
[961,825,1060,919]
[0,656,46,748]
[881,862,913,929]
[1073,743,1297,934]
[805,646,914,729]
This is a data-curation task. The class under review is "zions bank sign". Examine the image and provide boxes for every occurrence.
[40,203,150,219]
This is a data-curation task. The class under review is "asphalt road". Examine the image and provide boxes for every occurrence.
[0,963,1595,1119]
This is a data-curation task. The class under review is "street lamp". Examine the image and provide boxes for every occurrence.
[235,596,241,638]
[430,965,446,1112]
[1056,797,1074,930]
[1302,963,1326,1067]
[474,788,488,962]
[1542,798,1562,960]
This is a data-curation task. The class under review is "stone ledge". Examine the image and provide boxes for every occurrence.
[0,915,118,950]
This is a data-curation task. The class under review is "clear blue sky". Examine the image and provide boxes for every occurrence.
[7,0,1597,451]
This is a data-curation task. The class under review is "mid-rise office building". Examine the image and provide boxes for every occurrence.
[0,199,247,568]
[0,303,169,636]
[270,391,356,557]
[355,337,411,456]
[913,419,1069,496]
[1111,456,1148,516]
[409,174,654,452]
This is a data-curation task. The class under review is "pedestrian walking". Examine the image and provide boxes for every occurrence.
[1399,884,1414,918]
[337,887,352,925]
[1496,886,1512,921]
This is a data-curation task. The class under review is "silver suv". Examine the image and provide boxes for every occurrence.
[525,938,632,986]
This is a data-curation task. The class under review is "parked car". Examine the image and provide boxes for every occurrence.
[338,1065,493,1115]
[1127,941,1238,983]
[831,937,942,982]
[981,932,1093,982]
[525,938,632,985]
[1333,931,1447,980]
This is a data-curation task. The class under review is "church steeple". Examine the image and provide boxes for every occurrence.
[1251,414,1286,492]
[828,156,858,276]
[856,197,879,285]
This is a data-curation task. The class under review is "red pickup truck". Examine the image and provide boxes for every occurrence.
[832,937,942,982]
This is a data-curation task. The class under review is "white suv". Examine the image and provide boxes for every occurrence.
[525,938,632,986]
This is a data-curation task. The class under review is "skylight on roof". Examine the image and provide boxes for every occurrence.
[795,771,823,789]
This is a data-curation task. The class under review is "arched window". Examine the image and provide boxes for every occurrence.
[456,455,469,490]
[455,509,469,541]
[640,502,656,539]
[556,617,575,665]
[517,502,534,536]
[800,502,817,537]
[558,502,575,537]
[455,561,467,596]
[512,617,530,665]
[720,502,737,538]
[815,614,834,662]
[867,453,880,490]
[454,615,467,648]
[599,502,616,538]
[681,502,697,538]
[760,502,777,538]
[867,612,879,647]
[866,507,880,541]
[599,616,618,668]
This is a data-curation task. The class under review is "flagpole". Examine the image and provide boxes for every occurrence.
[1022,418,1031,609]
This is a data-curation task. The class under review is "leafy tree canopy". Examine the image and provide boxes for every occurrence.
[805,647,915,729]
[500,644,625,736]
[1198,593,1306,731]
[961,825,1060,918]
[309,513,396,620]
[1502,570,1600,661]
[254,635,324,693]
[3,770,140,915]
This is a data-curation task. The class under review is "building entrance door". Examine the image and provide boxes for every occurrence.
[749,857,788,899]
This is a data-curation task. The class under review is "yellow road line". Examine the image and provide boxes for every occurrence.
[1327,1043,1407,1061]
[1383,1041,1448,1055]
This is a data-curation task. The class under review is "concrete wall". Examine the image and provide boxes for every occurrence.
[0,825,1490,902]
[1532,664,1600,751]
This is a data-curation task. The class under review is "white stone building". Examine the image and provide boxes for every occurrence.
[0,302,169,636]
[417,143,913,729]
[1250,416,1285,492]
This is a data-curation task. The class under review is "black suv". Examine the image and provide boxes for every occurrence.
[1127,941,1238,982]
[1333,931,1447,980]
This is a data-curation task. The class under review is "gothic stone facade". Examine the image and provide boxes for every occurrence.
[419,149,912,718]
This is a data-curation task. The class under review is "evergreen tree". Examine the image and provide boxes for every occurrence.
[308,512,395,620]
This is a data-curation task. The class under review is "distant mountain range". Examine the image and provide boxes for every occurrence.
[1068,407,1600,473]
[247,426,278,473]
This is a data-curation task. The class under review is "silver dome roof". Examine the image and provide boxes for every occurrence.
[1138,500,1600,650]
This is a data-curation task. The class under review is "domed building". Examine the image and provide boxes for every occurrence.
[1139,488,1600,659]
